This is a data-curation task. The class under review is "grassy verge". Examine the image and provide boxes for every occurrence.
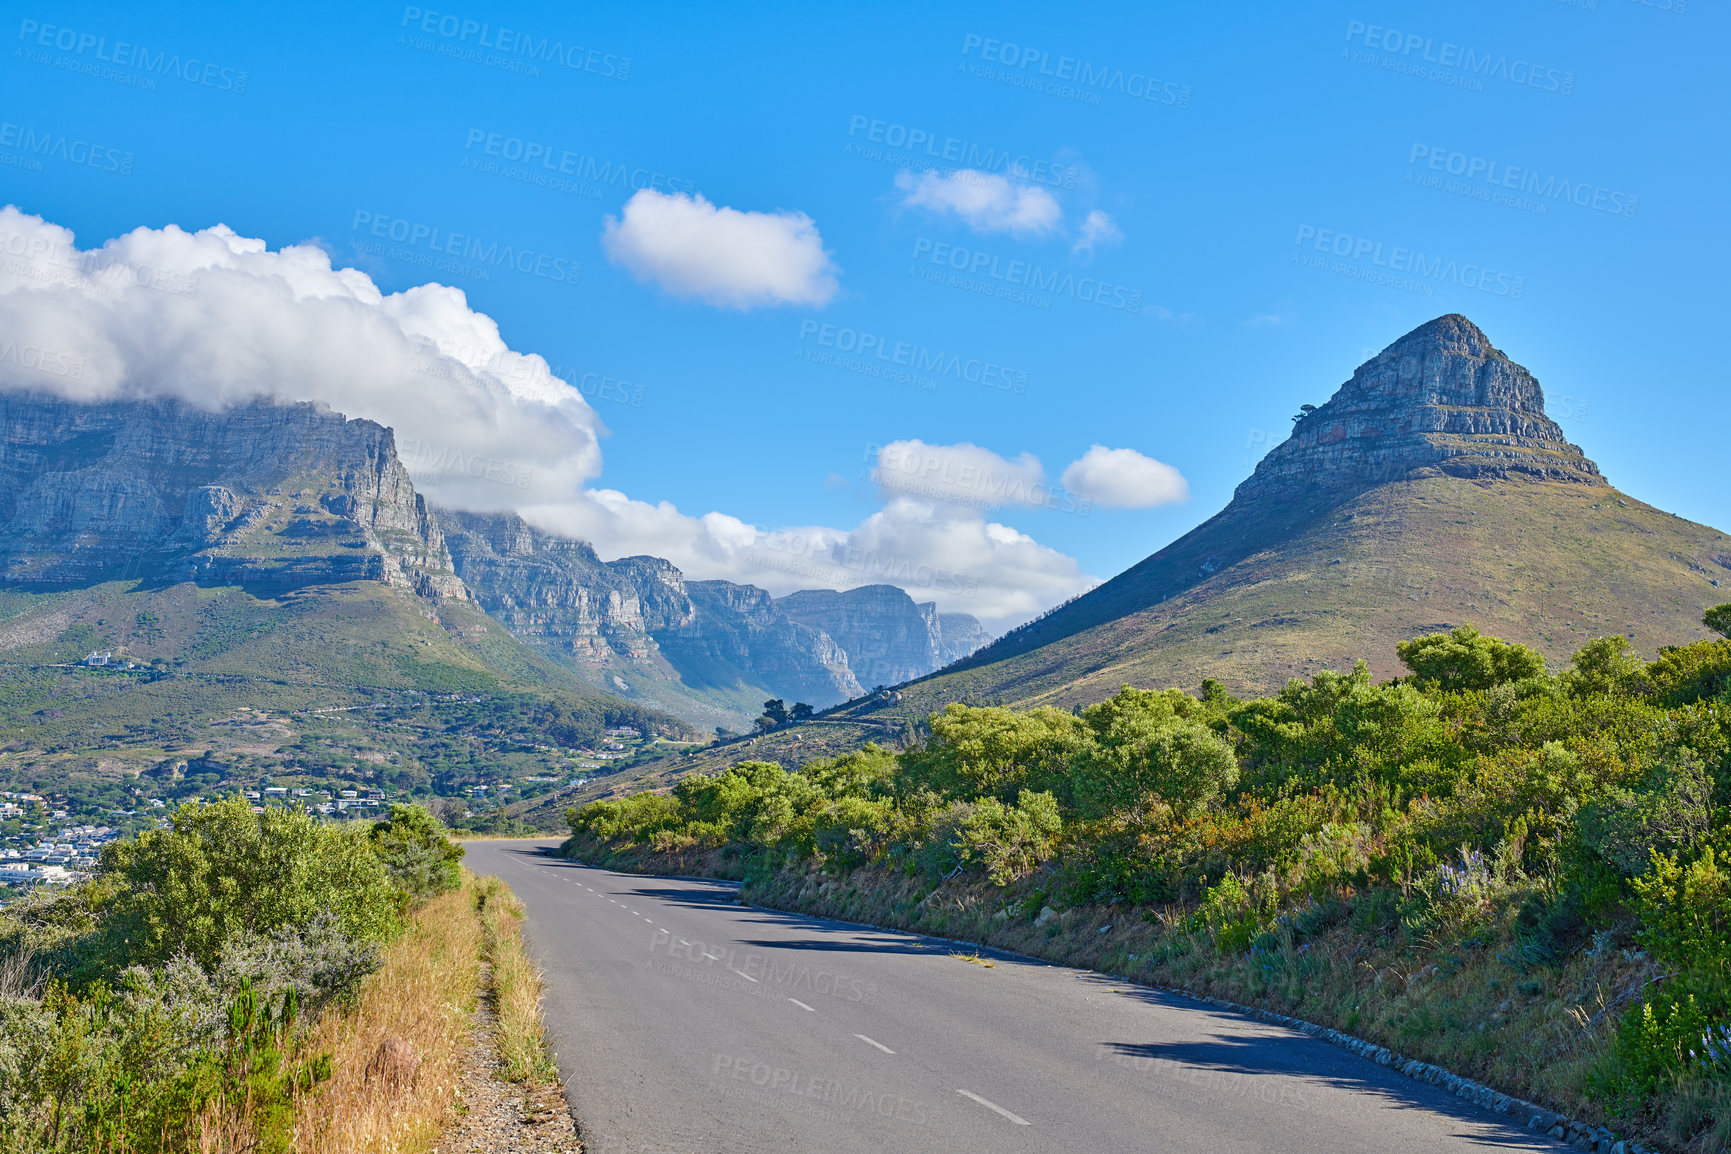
[292,870,560,1152]
[292,879,483,1153]
[474,874,560,1085]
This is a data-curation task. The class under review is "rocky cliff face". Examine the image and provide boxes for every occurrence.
[669,582,863,704]
[0,393,464,597]
[1237,314,1604,501]
[438,508,985,712]
[0,390,988,721]
[774,586,934,689]
[438,510,689,664]
[937,612,991,666]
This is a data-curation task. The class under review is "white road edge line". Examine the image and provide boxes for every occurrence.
[956,1089,1030,1126]
[788,998,815,1012]
[854,1034,895,1055]
[730,969,760,983]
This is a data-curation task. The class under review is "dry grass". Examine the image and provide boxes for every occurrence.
[474,875,559,1086]
[292,880,484,1154]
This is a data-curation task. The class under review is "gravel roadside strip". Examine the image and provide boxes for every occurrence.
[436,968,582,1154]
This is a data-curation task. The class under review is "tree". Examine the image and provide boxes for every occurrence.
[1563,635,1645,697]
[789,702,814,722]
[760,699,789,727]
[1396,624,1546,692]
[1706,603,1731,639]
[369,804,465,899]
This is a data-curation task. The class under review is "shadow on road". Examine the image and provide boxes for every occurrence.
[1099,1030,1556,1149]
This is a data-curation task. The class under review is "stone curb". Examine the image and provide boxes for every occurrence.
[1179,991,1651,1154]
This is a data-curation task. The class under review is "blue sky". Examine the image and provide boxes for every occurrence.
[0,0,1723,629]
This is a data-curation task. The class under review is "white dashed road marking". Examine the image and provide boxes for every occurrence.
[788,998,815,1012]
[854,1034,895,1055]
[956,1089,1030,1126]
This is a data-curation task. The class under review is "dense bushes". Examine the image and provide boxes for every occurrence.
[572,608,1731,1137]
[97,801,402,972]
[0,797,464,1152]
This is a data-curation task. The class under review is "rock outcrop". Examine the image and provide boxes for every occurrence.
[438,510,690,663]
[669,582,863,704]
[950,315,1623,675]
[0,390,989,725]
[0,393,464,597]
[775,586,945,689]
[1237,314,1604,501]
[936,612,991,666]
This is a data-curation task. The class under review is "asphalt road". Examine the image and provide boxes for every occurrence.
[464,839,1566,1154]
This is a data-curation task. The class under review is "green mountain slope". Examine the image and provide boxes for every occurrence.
[0,396,690,816]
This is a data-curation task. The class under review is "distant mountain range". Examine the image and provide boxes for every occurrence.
[793,314,1730,732]
[437,508,987,729]
[0,393,986,735]
[7,312,1723,788]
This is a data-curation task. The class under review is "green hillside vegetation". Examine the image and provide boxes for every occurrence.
[569,610,1731,1150]
[857,476,1728,726]
[0,579,690,825]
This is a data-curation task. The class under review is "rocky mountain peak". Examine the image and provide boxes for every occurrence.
[1237,314,1604,502]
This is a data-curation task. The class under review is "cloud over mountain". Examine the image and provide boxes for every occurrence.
[0,207,1092,626]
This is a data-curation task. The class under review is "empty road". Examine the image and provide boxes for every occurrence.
[464,839,1564,1154]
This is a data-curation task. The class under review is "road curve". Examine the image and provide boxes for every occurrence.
[464,839,1565,1154]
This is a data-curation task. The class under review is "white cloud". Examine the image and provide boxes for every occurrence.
[1060,445,1188,508]
[525,491,1093,627]
[1243,300,1296,327]
[0,206,604,509]
[1072,209,1123,257]
[893,169,1062,236]
[869,440,1049,510]
[0,206,1096,628]
[601,189,839,309]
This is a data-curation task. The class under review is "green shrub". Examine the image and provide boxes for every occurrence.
[1075,712,1239,818]
[569,791,680,846]
[1564,635,1647,698]
[1646,639,1731,707]
[370,803,465,900]
[1633,840,1731,976]
[1397,624,1547,692]
[4,976,328,1154]
[1595,995,1713,1112]
[954,791,1062,885]
[1188,873,1276,953]
[97,796,401,972]
[1577,755,1711,879]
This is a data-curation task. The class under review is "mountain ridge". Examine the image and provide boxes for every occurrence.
[813,315,1726,730]
[437,506,988,728]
